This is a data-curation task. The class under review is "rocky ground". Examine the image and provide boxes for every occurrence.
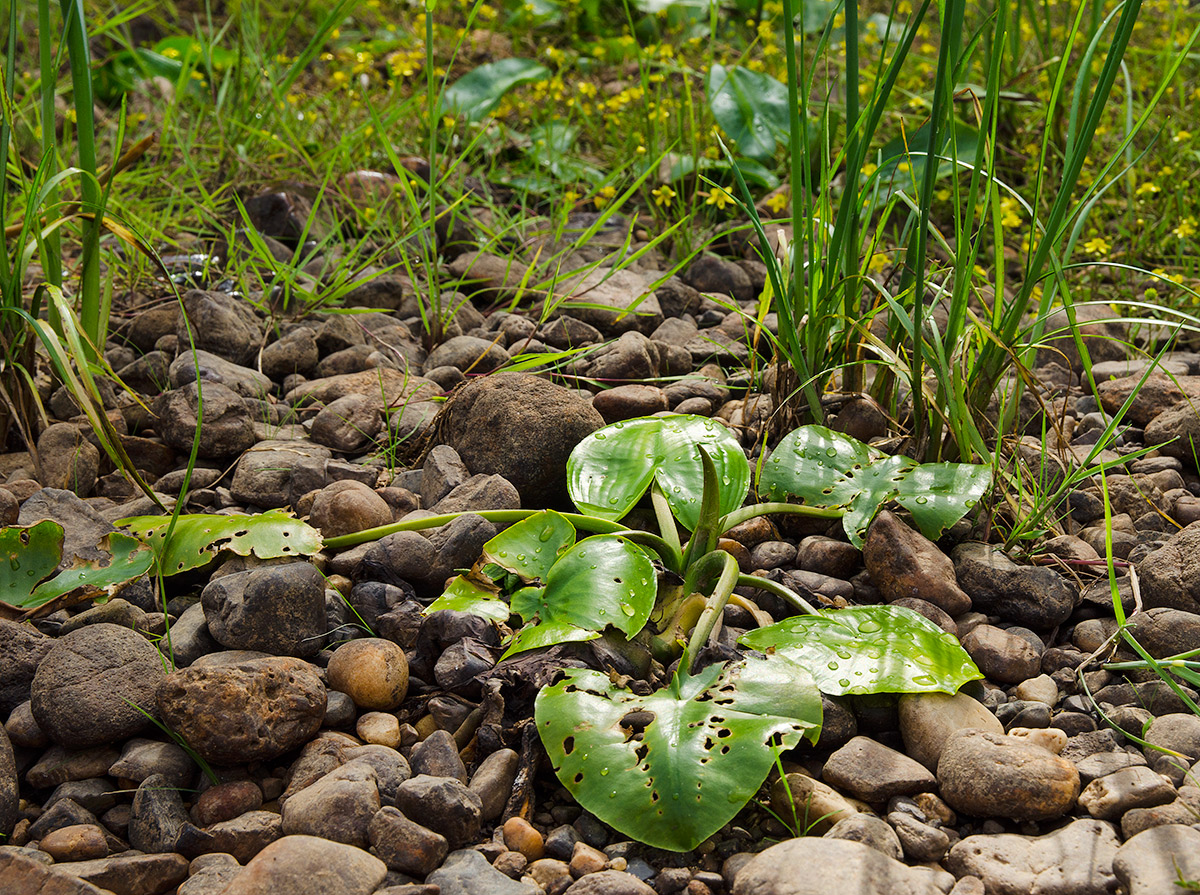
[4,191,1200,894]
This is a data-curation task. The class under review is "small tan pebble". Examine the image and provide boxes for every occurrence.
[326,637,409,710]
[606,856,628,872]
[686,882,714,895]
[414,714,439,740]
[357,711,402,747]
[1013,674,1059,706]
[569,841,608,878]
[493,850,529,879]
[38,823,109,861]
[1008,727,1067,754]
[912,792,957,826]
[503,816,546,862]
[528,858,572,895]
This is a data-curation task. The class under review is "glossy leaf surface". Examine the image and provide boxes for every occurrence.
[537,655,822,852]
[0,522,155,613]
[441,58,549,122]
[758,425,990,547]
[426,574,510,622]
[119,510,323,575]
[568,415,750,531]
[506,534,655,658]
[739,605,983,696]
[483,510,576,582]
[707,64,791,161]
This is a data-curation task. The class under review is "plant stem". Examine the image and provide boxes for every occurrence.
[718,501,843,534]
[736,573,821,617]
[684,551,740,671]
[322,509,629,550]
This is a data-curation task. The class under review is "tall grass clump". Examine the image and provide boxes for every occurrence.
[729,0,1200,464]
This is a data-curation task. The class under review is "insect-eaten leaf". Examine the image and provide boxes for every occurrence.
[739,605,983,696]
[758,425,990,548]
[537,654,822,852]
[0,521,155,617]
[568,415,750,531]
[118,510,322,576]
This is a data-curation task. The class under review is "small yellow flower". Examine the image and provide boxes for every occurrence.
[1174,130,1192,143]
[593,185,618,209]
[868,253,889,273]
[562,189,580,207]
[1136,181,1160,197]
[765,192,789,214]
[1174,218,1197,240]
[1083,235,1111,255]
[704,186,735,210]
[651,185,676,207]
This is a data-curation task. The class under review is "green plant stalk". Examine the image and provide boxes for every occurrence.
[736,573,820,616]
[970,0,1143,408]
[683,550,740,671]
[682,446,723,569]
[841,0,861,393]
[777,0,823,423]
[57,0,103,354]
[37,0,63,305]
[896,0,965,455]
[1093,469,1200,720]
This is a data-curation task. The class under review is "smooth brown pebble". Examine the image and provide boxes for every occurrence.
[357,711,402,747]
[39,823,109,861]
[494,850,529,879]
[327,638,409,710]
[569,841,608,878]
[192,780,264,827]
[504,816,545,861]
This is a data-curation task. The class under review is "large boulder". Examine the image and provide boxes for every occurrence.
[431,373,604,506]
[31,623,165,748]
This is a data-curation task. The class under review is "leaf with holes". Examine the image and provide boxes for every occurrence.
[758,425,990,547]
[0,521,64,606]
[0,522,155,614]
[537,655,822,852]
[505,534,655,659]
[118,510,323,575]
[739,605,983,696]
[568,415,750,531]
[482,510,576,582]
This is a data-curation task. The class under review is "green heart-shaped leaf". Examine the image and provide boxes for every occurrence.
[568,415,750,531]
[119,510,323,575]
[441,58,550,122]
[0,521,64,605]
[483,510,576,582]
[707,64,792,161]
[739,605,982,696]
[537,655,822,852]
[758,425,990,547]
[505,534,655,658]
[426,574,511,622]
